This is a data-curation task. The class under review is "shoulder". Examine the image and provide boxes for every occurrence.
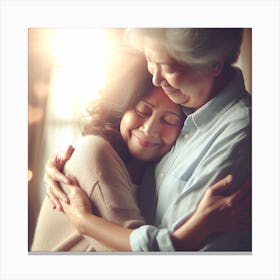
[225,94,251,129]
[75,135,115,157]
[66,135,117,170]
[69,135,129,187]
[64,134,126,183]
[227,68,251,124]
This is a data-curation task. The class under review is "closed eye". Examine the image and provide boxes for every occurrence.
[162,115,183,126]
[136,109,150,117]
[135,102,152,117]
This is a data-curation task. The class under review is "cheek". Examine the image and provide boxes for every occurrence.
[164,72,185,87]
[161,127,181,147]
[120,113,141,141]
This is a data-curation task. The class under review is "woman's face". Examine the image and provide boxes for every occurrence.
[120,87,184,161]
[143,38,219,111]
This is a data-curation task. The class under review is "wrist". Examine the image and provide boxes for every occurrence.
[190,211,214,236]
[76,212,90,235]
[172,212,212,251]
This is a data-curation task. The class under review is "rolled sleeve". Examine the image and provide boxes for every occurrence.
[130,225,175,252]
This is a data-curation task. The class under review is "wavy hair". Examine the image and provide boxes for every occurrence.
[80,79,153,161]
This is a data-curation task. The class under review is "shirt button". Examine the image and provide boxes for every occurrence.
[160,172,165,177]
[184,133,189,139]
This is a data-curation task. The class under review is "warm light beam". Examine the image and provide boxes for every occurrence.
[48,29,113,119]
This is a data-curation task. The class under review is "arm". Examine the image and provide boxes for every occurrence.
[59,176,133,251]
[60,135,145,229]
[171,175,251,251]
[61,174,251,251]
[44,137,144,229]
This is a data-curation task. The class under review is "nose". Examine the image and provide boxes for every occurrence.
[140,115,160,137]
[152,64,164,87]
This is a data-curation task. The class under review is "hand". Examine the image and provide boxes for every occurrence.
[44,145,74,210]
[195,175,251,234]
[60,176,92,232]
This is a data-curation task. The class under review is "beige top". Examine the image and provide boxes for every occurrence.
[31,135,145,252]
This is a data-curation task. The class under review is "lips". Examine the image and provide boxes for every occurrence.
[132,133,160,148]
[162,87,179,95]
[161,83,179,94]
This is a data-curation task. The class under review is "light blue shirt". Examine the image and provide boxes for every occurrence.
[131,67,252,251]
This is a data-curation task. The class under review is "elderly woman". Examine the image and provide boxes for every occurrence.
[43,28,251,252]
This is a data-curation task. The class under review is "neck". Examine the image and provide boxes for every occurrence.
[211,66,233,98]
[126,157,147,185]
[192,67,233,112]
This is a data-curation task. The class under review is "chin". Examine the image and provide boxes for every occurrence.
[134,152,156,162]
[130,151,147,161]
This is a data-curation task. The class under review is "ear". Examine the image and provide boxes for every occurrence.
[211,60,224,77]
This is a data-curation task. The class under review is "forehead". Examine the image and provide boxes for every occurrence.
[143,37,174,64]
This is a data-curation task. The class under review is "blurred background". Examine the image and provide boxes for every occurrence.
[28,28,252,249]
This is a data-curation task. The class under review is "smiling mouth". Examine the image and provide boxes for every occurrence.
[132,134,160,148]
[161,85,179,94]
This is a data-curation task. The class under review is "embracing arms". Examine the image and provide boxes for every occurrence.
[62,174,250,251]
[43,145,251,251]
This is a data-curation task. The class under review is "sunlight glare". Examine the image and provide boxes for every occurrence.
[49,29,113,120]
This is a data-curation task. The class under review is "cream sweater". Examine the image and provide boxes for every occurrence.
[31,135,145,252]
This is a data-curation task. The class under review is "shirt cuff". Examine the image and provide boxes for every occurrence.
[130,225,175,252]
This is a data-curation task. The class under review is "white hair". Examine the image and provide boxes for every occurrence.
[125,28,243,70]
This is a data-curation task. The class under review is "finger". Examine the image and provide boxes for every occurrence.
[44,175,60,195]
[46,153,57,165]
[65,174,79,187]
[45,152,71,184]
[60,201,68,213]
[47,193,57,210]
[46,161,70,185]
[47,186,64,211]
[64,145,75,159]
[58,145,75,163]
[45,176,70,203]
[210,174,233,195]
[53,196,64,212]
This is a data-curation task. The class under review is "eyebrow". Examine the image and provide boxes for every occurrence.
[142,99,155,108]
[141,99,182,118]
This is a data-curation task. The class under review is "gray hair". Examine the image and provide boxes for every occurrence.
[125,28,243,70]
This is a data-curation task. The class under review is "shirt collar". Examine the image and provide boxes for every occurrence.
[183,67,247,131]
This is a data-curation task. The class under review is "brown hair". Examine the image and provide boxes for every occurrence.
[80,78,153,161]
